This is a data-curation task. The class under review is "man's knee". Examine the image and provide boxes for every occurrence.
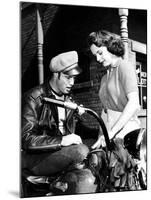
[72,144,89,163]
[78,144,89,157]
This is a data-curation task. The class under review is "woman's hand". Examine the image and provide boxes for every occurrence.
[108,130,117,140]
[108,129,125,140]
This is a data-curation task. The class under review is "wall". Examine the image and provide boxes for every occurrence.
[21,3,147,129]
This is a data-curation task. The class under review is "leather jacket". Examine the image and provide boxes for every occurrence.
[22,80,80,152]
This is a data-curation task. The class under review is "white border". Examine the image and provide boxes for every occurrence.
[0,0,150,199]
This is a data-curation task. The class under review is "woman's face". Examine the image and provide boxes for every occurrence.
[90,44,113,67]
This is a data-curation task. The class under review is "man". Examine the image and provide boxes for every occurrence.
[21,51,99,180]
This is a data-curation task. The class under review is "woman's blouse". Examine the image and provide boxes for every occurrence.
[99,58,139,112]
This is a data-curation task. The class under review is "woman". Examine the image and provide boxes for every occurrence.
[87,30,141,149]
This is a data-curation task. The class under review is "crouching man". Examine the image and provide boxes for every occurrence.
[21,51,99,196]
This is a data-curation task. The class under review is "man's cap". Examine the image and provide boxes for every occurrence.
[49,51,82,76]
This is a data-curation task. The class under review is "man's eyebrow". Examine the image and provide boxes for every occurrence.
[64,74,76,78]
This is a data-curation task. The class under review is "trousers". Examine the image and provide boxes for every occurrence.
[22,144,89,176]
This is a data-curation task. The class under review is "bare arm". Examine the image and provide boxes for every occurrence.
[109,91,140,139]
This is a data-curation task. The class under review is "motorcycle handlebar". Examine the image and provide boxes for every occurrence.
[43,97,79,110]
[43,97,111,150]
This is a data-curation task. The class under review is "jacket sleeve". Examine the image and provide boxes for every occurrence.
[22,95,62,152]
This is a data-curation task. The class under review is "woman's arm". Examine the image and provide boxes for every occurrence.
[109,91,140,139]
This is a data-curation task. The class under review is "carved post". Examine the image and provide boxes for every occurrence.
[118,9,129,60]
[37,8,44,84]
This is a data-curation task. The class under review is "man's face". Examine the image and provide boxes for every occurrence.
[56,72,76,94]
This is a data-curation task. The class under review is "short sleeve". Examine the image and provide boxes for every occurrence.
[119,61,138,95]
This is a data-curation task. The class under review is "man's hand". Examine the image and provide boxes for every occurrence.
[61,133,82,146]
[91,135,106,149]
[77,104,85,116]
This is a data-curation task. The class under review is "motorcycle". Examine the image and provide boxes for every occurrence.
[21,98,147,197]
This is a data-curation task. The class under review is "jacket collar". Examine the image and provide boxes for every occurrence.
[44,78,73,101]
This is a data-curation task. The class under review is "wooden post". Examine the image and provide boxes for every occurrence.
[37,8,44,84]
[118,9,129,60]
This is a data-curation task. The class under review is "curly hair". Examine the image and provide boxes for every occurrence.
[87,30,125,57]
